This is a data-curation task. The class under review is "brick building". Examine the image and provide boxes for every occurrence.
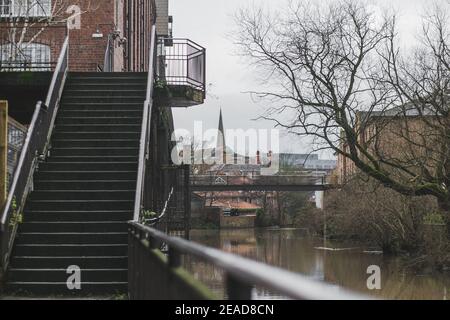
[0,0,169,72]
[335,103,448,185]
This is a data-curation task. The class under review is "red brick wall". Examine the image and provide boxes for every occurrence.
[0,0,157,72]
[67,1,114,71]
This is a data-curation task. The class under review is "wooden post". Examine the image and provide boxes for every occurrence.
[0,101,7,210]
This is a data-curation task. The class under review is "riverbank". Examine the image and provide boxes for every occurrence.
[186,228,450,300]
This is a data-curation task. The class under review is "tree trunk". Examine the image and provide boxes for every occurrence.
[276,192,283,226]
[438,198,450,237]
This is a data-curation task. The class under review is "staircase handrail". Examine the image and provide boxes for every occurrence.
[133,25,157,222]
[0,36,69,272]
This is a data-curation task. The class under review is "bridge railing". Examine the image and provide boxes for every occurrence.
[128,222,371,300]
[190,174,328,187]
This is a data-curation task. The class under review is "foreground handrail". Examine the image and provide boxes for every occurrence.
[0,36,69,271]
[129,222,373,300]
[133,25,157,222]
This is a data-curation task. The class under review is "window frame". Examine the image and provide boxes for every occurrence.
[0,0,52,18]
[1,42,51,71]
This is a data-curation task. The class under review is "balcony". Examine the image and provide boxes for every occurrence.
[156,38,206,107]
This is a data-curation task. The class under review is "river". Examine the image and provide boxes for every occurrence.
[184,228,450,300]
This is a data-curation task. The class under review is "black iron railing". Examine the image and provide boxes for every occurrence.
[157,38,206,96]
[6,117,27,191]
[0,35,69,272]
[128,222,371,300]
[133,24,157,222]
[0,61,56,71]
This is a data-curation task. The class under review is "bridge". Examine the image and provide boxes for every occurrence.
[191,174,331,192]
[0,24,366,300]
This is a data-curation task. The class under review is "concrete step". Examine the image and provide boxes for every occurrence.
[69,72,146,79]
[29,190,135,201]
[24,211,132,222]
[45,155,138,162]
[20,222,128,233]
[25,200,134,211]
[14,244,128,256]
[52,139,139,148]
[63,89,147,97]
[59,110,143,118]
[60,103,143,111]
[16,232,128,245]
[65,83,146,91]
[11,256,128,269]
[35,171,137,181]
[35,180,136,191]
[52,131,140,140]
[54,124,141,133]
[51,147,139,156]
[8,269,127,283]
[57,117,142,125]
[7,281,127,296]
[39,161,138,171]
[61,96,145,104]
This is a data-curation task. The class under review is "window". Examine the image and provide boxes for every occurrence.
[0,0,11,15]
[1,42,51,70]
[1,0,51,17]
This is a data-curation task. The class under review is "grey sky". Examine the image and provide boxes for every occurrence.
[170,0,432,157]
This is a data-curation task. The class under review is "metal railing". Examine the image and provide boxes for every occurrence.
[128,222,372,300]
[191,174,329,187]
[0,61,56,71]
[6,118,27,191]
[133,24,157,222]
[157,38,206,96]
[0,35,69,272]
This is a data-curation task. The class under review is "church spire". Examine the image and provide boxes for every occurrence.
[216,108,226,163]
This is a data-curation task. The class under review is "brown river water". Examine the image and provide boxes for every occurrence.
[183,228,450,300]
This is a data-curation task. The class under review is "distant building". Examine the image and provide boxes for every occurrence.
[334,101,447,184]
[280,153,337,172]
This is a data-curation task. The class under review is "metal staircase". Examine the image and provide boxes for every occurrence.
[6,72,147,295]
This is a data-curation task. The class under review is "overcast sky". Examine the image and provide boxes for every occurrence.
[170,0,431,158]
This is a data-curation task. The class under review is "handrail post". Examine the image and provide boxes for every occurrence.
[0,101,7,209]
[168,246,181,268]
[226,274,252,300]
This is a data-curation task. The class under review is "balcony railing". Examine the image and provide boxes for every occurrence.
[157,38,206,107]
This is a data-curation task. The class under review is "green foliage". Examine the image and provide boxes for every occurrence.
[141,210,158,225]
[255,209,277,227]
[155,79,167,89]
[9,196,23,228]
[423,212,445,225]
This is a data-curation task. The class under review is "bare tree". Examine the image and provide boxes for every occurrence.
[233,0,449,223]
[1,0,95,66]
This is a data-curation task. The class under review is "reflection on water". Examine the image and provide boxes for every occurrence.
[184,228,450,300]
